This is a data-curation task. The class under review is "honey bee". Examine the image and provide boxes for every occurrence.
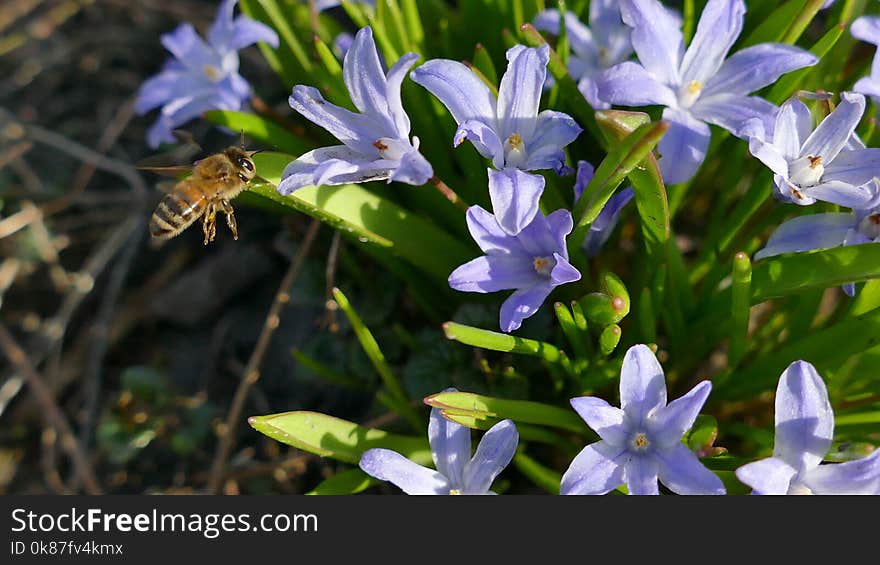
[139,138,262,245]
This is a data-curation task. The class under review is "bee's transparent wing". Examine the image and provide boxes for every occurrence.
[136,130,202,177]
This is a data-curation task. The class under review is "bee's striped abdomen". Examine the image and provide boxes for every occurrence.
[149,185,206,240]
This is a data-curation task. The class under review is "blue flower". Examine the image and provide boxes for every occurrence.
[359,399,519,495]
[533,1,634,109]
[735,361,880,495]
[135,0,279,148]
[573,160,635,257]
[744,92,880,208]
[411,45,582,235]
[561,344,725,495]
[448,206,581,333]
[597,0,817,184]
[851,15,880,103]
[278,27,433,193]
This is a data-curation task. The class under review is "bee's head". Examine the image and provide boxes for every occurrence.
[226,146,258,183]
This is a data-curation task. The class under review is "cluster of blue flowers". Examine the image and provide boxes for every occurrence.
[135,0,880,494]
[360,345,880,495]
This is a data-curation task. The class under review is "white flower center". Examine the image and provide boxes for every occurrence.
[679,81,703,108]
[789,155,824,189]
[630,431,651,452]
[787,482,814,495]
[373,137,408,161]
[597,46,612,68]
[504,133,528,168]
[448,488,462,495]
[203,64,222,82]
[533,255,555,276]
[859,213,880,239]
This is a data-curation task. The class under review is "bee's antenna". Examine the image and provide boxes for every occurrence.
[239,130,245,149]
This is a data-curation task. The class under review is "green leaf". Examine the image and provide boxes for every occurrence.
[685,415,719,452]
[248,411,431,464]
[728,252,753,367]
[595,110,671,260]
[424,390,589,434]
[570,121,669,250]
[741,0,808,47]
[513,451,561,494]
[247,152,473,282]
[203,110,313,156]
[751,244,880,303]
[716,308,880,400]
[306,469,377,495]
[554,302,588,360]
[768,22,845,105]
[332,287,421,429]
[472,43,499,87]
[442,321,570,366]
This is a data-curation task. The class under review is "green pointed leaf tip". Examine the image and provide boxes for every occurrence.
[599,324,622,356]
[579,292,627,326]
[247,412,430,465]
[424,391,589,434]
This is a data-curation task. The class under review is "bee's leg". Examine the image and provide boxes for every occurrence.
[219,199,238,240]
[202,203,218,246]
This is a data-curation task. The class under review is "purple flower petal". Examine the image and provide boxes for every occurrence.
[754,213,854,260]
[679,0,745,86]
[573,160,595,201]
[735,456,797,495]
[655,442,726,495]
[488,168,545,236]
[774,97,814,159]
[584,187,634,256]
[455,119,504,165]
[691,93,777,138]
[803,450,880,495]
[499,282,554,332]
[384,53,420,138]
[800,92,865,164]
[624,456,660,495]
[462,419,519,494]
[410,59,497,128]
[391,148,433,185]
[570,396,628,446]
[619,0,684,86]
[278,146,391,193]
[344,27,392,124]
[135,70,209,115]
[161,23,215,72]
[560,441,627,495]
[851,15,880,47]
[448,256,542,293]
[464,206,527,256]
[359,448,450,494]
[773,360,834,475]
[619,344,668,426]
[650,380,712,448]
[550,253,581,286]
[497,45,549,141]
[597,62,678,107]
[289,85,383,155]
[822,148,880,188]
[533,10,598,64]
[703,43,818,98]
[590,0,633,63]
[658,107,711,185]
[803,180,878,209]
[428,405,471,487]
[525,110,583,172]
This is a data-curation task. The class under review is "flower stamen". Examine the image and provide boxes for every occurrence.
[203,64,222,82]
[504,133,527,168]
[679,81,703,108]
[533,256,555,276]
[448,488,462,495]
[631,432,650,451]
